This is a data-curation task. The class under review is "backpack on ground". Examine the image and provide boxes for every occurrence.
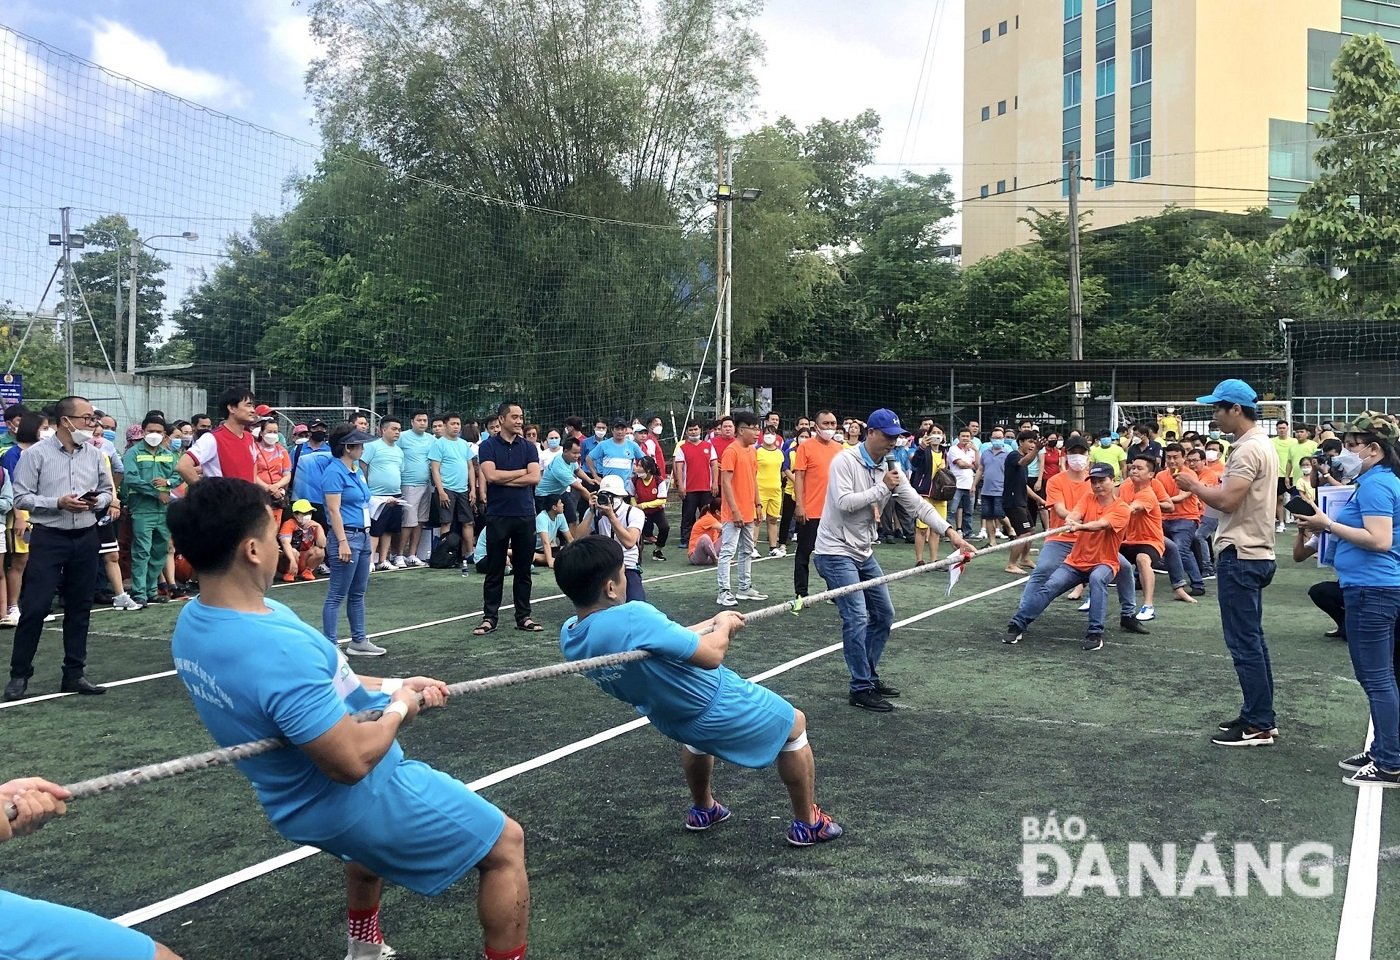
[428,532,463,568]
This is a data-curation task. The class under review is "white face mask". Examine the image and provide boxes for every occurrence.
[818,428,837,441]
[651,424,663,435]
[763,433,777,446]
[39,427,55,440]
[70,427,93,445]
[895,437,908,448]
[1066,454,1089,471]
[145,432,164,447]
[594,428,607,439]
[262,434,279,447]
[251,425,262,439]
[1205,450,1220,462]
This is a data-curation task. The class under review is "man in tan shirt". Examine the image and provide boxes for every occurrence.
[1178,379,1280,747]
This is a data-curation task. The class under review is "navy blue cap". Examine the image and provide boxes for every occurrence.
[1197,378,1258,409]
[1088,463,1116,480]
[866,408,906,437]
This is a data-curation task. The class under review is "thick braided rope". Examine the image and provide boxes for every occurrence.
[7,525,1063,820]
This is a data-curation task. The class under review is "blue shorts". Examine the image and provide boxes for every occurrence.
[289,759,506,897]
[652,668,797,769]
[981,494,1005,519]
[0,889,156,960]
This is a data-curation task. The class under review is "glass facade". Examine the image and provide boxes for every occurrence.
[1094,1,1117,186]
[1063,1,1084,196]
[1128,0,1151,179]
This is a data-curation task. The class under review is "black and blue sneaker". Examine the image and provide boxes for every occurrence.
[685,802,732,831]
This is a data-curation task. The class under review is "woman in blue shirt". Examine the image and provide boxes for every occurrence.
[1300,411,1400,787]
[321,424,381,657]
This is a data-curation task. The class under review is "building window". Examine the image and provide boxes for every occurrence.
[1064,70,1082,106]
[980,185,990,198]
[1096,57,1116,96]
[998,99,1008,115]
[997,179,1007,194]
[1095,150,1115,187]
[1130,140,1152,179]
[982,27,992,43]
[999,20,1009,35]
[1131,44,1152,85]
[1065,0,1083,19]
[982,105,991,121]
[1097,0,1112,6]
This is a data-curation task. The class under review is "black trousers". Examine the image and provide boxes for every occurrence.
[679,491,712,551]
[779,492,798,543]
[482,515,535,626]
[1309,580,1400,650]
[794,518,821,597]
[10,525,100,682]
[642,508,670,548]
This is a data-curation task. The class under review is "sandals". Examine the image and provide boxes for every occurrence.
[516,618,545,632]
[472,620,497,636]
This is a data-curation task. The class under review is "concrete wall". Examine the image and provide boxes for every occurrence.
[73,366,208,425]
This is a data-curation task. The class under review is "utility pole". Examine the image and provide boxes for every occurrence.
[60,207,75,395]
[722,149,734,416]
[128,236,140,374]
[114,244,123,378]
[1067,153,1085,433]
[714,143,726,417]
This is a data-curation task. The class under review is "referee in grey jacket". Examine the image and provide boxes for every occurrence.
[813,408,975,712]
[3,396,113,701]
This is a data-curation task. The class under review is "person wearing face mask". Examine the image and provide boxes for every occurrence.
[631,457,670,562]
[395,411,435,566]
[947,429,979,540]
[120,416,179,608]
[1191,439,1228,578]
[755,428,787,557]
[792,411,844,599]
[977,429,1011,545]
[587,420,646,496]
[278,499,327,582]
[291,419,335,536]
[252,414,291,508]
[1,412,47,627]
[177,388,259,486]
[636,416,669,486]
[909,427,948,565]
[580,418,609,476]
[537,436,590,525]
[1088,429,1127,480]
[322,424,383,657]
[4,396,114,701]
[539,429,563,470]
[673,420,718,550]
[1295,412,1400,785]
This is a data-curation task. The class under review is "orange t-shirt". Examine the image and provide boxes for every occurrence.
[1200,460,1225,485]
[1118,479,1166,553]
[719,442,758,524]
[278,517,324,551]
[1156,468,1203,521]
[1044,472,1088,543]
[792,438,843,519]
[688,512,721,553]
[1065,491,1132,574]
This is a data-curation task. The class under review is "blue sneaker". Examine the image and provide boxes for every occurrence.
[787,805,843,846]
[685,802,732,831]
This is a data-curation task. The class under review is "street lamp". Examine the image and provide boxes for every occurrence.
[696,164,761,416]
[128,231,197,374]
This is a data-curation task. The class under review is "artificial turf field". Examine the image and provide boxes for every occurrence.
[3,534,1398,960]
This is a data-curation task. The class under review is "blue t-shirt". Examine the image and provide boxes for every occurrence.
[479,433,539,518]
[980,445,1008,496]
[0,444,21,479]
[561,602,738,726]
[291,443,334,504]
[321,459,371,531]
[428,437,475,493]
[170,597,395,833]
[0,890,156,960]
[588,438,645,487]
[1332,465,1400,588]
[537,452,580,498]
[536,509,569,546]
[580,434,606,464]
[361,438,405,497]
[397,428,434,486]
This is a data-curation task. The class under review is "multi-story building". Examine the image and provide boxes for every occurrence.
[961,0,1400,263]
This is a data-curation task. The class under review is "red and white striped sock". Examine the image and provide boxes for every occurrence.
[347,906,383,944]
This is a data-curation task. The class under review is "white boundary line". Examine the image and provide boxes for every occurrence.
[1335,719,1382,960]
[112,576,1029,928]
[2,557,787,711]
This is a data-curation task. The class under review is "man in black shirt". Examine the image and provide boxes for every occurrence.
[1003,431,1043,574]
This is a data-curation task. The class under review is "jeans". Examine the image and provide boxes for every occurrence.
[794,518,820,597]
[1012,563,1115,635]
[1195,516,1219,577]
[1344,586,1400,769]
[9,525,99,682]
[1163,519,1204,589]
[483,515,536,625]
[717,521,754,594]
[1013,541,1136,629]
[814,552,895,693]
[948,488,975,537]
[1217,547,1277,730]
[324,528,371,645]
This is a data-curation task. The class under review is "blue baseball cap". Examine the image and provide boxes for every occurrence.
[1088,463,1116,480]
[1197,378,1258,409]
[866,408,906,437]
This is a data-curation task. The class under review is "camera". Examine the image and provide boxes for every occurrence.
[595,491,616,508]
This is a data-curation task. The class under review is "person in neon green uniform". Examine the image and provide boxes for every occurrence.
[121,415,179,606]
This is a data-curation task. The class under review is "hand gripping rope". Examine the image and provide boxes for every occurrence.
[4,526,1066,823]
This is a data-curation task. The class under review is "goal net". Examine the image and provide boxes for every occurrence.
[1112,400,1293,441]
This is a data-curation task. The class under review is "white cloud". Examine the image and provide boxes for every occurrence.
[86,18,248,109]
[249,0,325,83]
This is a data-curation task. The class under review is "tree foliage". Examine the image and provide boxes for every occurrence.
[57,215,169,370]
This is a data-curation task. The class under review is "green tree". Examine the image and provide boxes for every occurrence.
[0,306,67,402]
[56,215,169,369]
[1272,32,1400,316]
[1162,235,1310,357]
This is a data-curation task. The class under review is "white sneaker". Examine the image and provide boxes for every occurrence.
[972,531,988,541]
[735,588,769,601]
[716,591,738,607]
[315,564,331,576]
[392,555,408,569]
[404,555,426,568]
[112,592,142,611]
[345,938,398,960]
[996,531,1009,540]
[1275,522,1286,532]
[0,609,16,628]
[1135,604,1156,622]
[375,561,395,572]
[346,639,387,657]
[750,548,760,559]
[770,546,788,558]
[1076,599,1091,612]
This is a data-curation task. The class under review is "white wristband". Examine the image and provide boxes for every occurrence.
[384,701,409,722]
[380,678,403,695]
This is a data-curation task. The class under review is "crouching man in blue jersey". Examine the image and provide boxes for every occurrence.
[554,535,843,846]
[168,478,529,960]
[0,776,181,960]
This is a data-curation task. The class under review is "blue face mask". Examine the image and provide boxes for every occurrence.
[989,440,1004,452]
[1209,430,1222,439]
[1099,438,1113,448]
[169,437,183,450]
[547,437,560,449]
[102,429,117,443]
